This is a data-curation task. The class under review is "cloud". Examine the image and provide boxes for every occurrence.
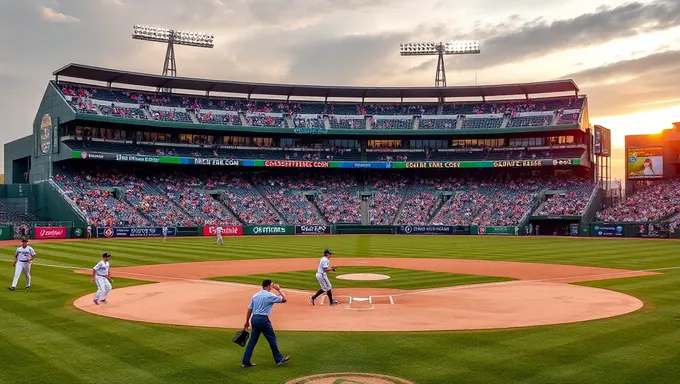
[40,7,80,23]
[427,0,680,71]
[564,50,680,116]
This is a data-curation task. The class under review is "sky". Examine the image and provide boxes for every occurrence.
[0,0,679,181]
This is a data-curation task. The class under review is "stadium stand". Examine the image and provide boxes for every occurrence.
[598,179,680,222]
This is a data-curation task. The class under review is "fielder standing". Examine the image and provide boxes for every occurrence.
[309,249,338,306]
[92,252,112,305]
[215,226,224,245]
[162,224,168,241]
[8,239,36,291]
[87,225,92,240]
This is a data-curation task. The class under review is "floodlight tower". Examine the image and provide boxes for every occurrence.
[132,25,214,91]
[400,40,480,87]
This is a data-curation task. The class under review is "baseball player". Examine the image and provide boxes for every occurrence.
[309,249,338,306]
[215,226,224,245]
[92,252,112,305]
[162,224,168,241]
[87,225,92,240]
[9,239,36,291]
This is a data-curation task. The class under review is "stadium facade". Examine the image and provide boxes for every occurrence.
[9,62,663,240]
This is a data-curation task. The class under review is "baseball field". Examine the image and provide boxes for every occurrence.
[2,235,679,383]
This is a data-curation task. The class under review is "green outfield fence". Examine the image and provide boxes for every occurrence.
[4,223,678,240]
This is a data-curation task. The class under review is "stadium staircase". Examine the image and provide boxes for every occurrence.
[189,110,200,124]
[142,107,152,120]
[413,116,420,130]
[500,115,510,128]
[213,196,245,225]
[252,184,288,225]
[47,179,89,225]
[455,117,463,129]
[284,115,294,128]
[392,184,413,224]
[580,186,603,225]
[309,197,330,225]
[323,116,331,129]
[425,191,449,225]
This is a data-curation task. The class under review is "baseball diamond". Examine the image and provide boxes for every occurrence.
[2,9,680,382]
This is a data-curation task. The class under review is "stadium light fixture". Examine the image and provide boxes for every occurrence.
[132,24,214,91]
[400,40,480,87]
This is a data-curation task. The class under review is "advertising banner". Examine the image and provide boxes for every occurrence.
[73,151,581,170]
[243,225,294,235]
[477,226,516,235]
[0,225,12,240]
[627,147,663,179]
[592,224,624,237]
[295,225,331,235]
[202,226,243,236]
[395,225,454,235]
[34,226,67,239]
[97,227,176,238]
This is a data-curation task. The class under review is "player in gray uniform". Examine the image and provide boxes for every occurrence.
[9,239,36,291]
[309,249,338,306]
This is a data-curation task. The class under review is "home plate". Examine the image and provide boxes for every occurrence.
[336,273,391,281]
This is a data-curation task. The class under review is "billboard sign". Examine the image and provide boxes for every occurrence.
[34,226,66,239]
[627,147,663,179]
[202,226,243,236]
[97,227,176,238]
[295,225,331,235]
[593,224,624,237]
[395,225,455,235]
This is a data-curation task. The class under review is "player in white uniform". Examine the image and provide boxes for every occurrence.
[92,252,112,305]
[9,239,36,291]
[87,225,92,240]
[309,249,338,305]
[215,226,224,245]
[162,225,168,241]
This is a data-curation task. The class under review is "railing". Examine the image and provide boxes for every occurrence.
[47,179,88,223]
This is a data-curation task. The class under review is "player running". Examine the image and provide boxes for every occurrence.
[309,249,338,306]
[215,226,224,245]
[9,239,36,291]
[92,252,113,305]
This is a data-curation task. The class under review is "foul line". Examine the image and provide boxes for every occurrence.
[2,259,679,299]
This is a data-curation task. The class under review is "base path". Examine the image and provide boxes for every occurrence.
[73,258,657,332]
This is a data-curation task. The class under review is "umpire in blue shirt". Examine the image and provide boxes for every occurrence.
[242,279,291,368]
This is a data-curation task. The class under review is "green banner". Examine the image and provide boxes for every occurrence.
[0,225,12,240]
[243,225,294,235]
[476,225,516,235]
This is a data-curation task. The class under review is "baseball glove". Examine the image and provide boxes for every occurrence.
[233,329,250,347]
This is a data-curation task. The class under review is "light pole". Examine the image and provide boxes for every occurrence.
[132,25,214,91]
[400,40,480,87]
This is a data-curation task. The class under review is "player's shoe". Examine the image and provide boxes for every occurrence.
[25,286,30,290]
[309,296,315,306]
[101,299,108,304]
[241,362,256,368]
[329,300,340,305]
[8,286,15,291]
[93,299,99,305]
[277,356,291,366]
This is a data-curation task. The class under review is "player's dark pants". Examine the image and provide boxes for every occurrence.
[242,315,284,364]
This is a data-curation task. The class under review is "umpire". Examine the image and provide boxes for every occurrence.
[241,279,291,368]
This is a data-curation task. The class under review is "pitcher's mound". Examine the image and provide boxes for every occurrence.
[336,273,391,281]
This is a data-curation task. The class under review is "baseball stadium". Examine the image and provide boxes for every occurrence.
[2,56,680,384]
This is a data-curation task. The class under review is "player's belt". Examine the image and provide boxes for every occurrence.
[18,260,30,262]
[96,274,108,277]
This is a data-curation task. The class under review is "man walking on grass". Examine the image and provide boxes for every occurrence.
[241,279,291,368]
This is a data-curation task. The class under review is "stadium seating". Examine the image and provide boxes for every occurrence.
[599,179,680,222]
[366,176,408,225]
[57,82,587,131]
[196,112,243,125]
[534,179,595,216]
[253,175,326,225]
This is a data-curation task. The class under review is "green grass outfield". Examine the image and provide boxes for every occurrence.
[1,235,680,384]
[213,266,512,290]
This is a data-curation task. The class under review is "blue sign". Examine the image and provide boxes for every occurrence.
[593,224,624,237]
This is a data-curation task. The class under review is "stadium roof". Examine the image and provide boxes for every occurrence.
[53,63,580,99]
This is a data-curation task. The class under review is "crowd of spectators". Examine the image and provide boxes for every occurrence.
[314,175,361,224]
[396,178,465,225]
[534,178,595,216]
[366,177,408,225]
[219,178,284,225]
[254,176,326,225]
[598,180,680,222]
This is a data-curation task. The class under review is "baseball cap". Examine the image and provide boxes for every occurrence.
[324,249,333,255]
[102,252,112,258]
[21,238,28,243]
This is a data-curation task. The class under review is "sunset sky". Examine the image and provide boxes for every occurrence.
[0,0,678,179]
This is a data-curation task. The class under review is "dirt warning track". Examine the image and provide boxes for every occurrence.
[73,258,656,332]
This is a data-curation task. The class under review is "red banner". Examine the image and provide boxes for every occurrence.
[202,226,243,236]
[34,227,67,239]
